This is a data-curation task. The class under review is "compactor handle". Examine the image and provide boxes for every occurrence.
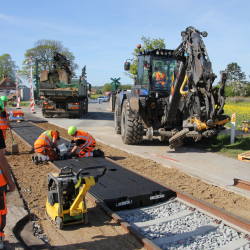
[58,166,74,177]
[76,166,107,183]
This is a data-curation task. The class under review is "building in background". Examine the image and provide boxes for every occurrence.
[20,87,30,101]
[0,76,16,95]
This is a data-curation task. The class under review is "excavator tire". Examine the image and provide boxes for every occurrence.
[114,102,121,134]
[121,99,143,144]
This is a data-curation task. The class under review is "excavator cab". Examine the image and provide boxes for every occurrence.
[135,49,177,97]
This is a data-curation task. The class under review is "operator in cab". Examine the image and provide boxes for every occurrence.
[64,126,104,159]
[152,62,167,88]
[32,130,61,164]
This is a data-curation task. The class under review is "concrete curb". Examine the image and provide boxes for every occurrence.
[5,189,27,249]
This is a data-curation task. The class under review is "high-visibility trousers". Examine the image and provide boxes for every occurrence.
[35,146,59,160]
[2,130,6,140]
[0,191,7,236]
[78,142,96,158]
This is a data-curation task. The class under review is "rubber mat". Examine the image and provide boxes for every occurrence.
[11,120,176,211]
[11,122,70,149]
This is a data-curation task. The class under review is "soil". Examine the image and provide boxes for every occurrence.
[5,121,250,249]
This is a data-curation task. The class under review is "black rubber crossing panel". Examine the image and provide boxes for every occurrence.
[54,157,176,211]
[11,121,70,149]
[21,111,48,123]
[11,121,176,211]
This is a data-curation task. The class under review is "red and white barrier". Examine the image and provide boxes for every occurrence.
[30,56,35,113]
[15,71,18,101]
[16,97,20,108]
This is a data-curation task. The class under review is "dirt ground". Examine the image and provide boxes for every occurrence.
[5,121,250,249]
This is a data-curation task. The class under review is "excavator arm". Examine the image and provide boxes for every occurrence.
[40,52,72,84]
[167,26,229,148]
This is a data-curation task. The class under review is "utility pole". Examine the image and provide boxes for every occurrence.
[34,59,40,102]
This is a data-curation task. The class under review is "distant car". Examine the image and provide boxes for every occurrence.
[104,95,110,101]
[97,96,106,102]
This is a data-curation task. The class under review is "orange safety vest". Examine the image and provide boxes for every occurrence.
[0,170,7,188]
[0,110,8,130]
[74,130,95,150]
[155,71,166,86]
[34,130,53,148]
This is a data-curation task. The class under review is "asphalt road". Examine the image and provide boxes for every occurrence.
[10,101,250,199]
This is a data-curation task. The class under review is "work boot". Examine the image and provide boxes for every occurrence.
[39,155,49,162]
[4,150,11,155]
[0,236,5,249]
[97,149,105,157]
[93,149,105,158]
[34,156,38,165]
[31,155,34,163]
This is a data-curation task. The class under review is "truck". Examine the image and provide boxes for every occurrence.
[39,52,91,118]
[114,26,230,148]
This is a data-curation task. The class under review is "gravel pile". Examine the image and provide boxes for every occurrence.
[160,223,247,250]
[119,199,250,250]
[140,210,214,239]
[119,200,187,223]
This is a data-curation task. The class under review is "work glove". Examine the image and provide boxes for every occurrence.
[56,148,60,155]
[71,139,75,143]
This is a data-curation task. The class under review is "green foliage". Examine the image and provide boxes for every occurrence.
[118,84,132,90]
[226,62,246,82]
[95,89,102,94]
[124,36,166,79]
[102,83,113,92]
[0,54,19,82]
[18,39,79,81]
[246,82,250,96]
[225,85,237,97]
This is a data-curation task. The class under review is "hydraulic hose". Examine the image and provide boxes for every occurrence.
[180,74,189,95]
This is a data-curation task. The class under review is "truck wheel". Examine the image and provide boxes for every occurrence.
[114,103,121,134]
[121,99,143,144]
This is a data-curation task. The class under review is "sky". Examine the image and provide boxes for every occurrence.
[1,0,249,87]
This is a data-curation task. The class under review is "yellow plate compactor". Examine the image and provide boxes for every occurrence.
[46,166,107,229]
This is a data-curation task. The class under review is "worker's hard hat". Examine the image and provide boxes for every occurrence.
[56,130,60,140]
[68,126,77,135]
[0,96,8,102]
[0,99,4,112]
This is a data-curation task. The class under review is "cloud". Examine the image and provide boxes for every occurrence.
[0,14,15,23]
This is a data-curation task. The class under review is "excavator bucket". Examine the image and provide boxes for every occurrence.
[40,70,49,82]
[58,69,69,83]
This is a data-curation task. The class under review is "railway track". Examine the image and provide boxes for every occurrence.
[11,119,250,250]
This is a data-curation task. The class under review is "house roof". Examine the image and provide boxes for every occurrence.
[0,77,15,86]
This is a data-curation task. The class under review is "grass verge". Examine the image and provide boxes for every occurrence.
[194,134,250,159]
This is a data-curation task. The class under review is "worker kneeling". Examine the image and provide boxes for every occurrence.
[65,126,104,159]
[32,130,61,164]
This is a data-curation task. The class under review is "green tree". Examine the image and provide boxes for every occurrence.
[226,62,246,82]
[18,39,79,81]
[225,63,247,96]
[118,84,132,90]
[0,54,18,82]
[102,83,113,92]
[124,36,166,79]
